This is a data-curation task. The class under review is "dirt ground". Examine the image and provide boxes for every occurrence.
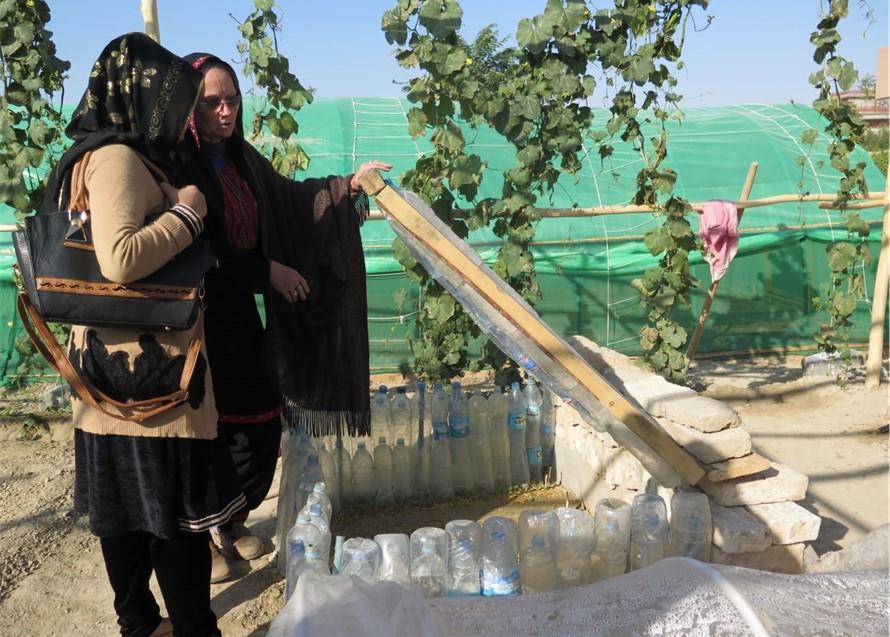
[0,355,886,636]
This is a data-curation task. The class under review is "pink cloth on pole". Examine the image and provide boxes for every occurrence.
[699,200,739,282]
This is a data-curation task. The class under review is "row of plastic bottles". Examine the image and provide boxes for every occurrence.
[283,490,712,601]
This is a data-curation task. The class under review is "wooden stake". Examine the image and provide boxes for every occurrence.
[685,162,759,367]
[865,167,890,388]
[141,0,160,44]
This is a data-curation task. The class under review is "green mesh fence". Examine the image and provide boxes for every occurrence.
[0,99,885,379]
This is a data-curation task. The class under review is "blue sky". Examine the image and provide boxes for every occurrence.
[48,1,887,107]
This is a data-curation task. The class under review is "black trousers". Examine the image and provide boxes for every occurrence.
[219,418,282,523]
[99,530,220,637]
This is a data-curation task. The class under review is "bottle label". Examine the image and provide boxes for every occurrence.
[507,412,526,431]
[527,404,541,416]
[432,419,450,440]
[527,446,542,466]
[449,416,469,439]
[482,569,520,596]
[542,425,553,434]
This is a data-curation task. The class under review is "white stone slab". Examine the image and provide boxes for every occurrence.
[658,418,752,464]
[710,503,771,554]
[745,501,822,545]
[710,543,806,574]
[699,462,809,507]
[659,394,742,433]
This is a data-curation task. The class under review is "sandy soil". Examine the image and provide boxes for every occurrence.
[0,356,886,636]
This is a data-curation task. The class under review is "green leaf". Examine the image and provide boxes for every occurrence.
[643,227,671,256]
[406,107,428,138]
[832,292,856,317]
[430,121,464,152]
[516,17,550,51]
[827,242,856,271]
[448,153,484,198]
[418,0,463,39]
[425,293,456,322]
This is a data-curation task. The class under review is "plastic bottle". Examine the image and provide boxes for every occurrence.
[275,430,312,569]
[481,528,521,597]
[316,443,340,513]
[668,491,712,562]
[521,533,559,593]
[487,389,511,491]
[467,391,495,493]
[411,535,447,598]
[284,538,310,602]
[429,383,454,498]
[334,438,354,507]
[297,453,323,516]
[629,494,669,571]
[524,378,544,484]
[373,436,394,506]
[351,441,377,505]
[390,386,413,445]
[445,519,482,596]
[592,498,631,581]
[540,387,555,480]
[391,437,412,500]
[554,507,595,588]
[370,385,392,443]
[311,482,333,525]
[412,381,431,499]
[285,511,326,576]
[306,498,332,570]
[483,516,519,559]
[374,533,411,585]
[507,382,530,486]
[448,381,474,495]
[339,537,382,583]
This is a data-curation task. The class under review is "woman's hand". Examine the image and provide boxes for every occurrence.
[270,260,310,303]
[350,160,393,192]
[161,183,207,219]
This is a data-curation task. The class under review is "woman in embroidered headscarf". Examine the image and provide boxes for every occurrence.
[176,53,389,580]
[42,34,243,637]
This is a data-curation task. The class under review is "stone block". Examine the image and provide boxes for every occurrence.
[699,462,809,507]
[658,418,752,464]
[621,376,698,414]
[710,503,771,554]
[745,501,822,545]
[710,543,806,574]
[659,394,741,433]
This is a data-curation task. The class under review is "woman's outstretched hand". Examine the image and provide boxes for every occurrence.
[270,260,310,303]
[350,160,393,192]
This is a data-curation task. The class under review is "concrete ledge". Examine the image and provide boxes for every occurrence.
[745,501,822,545]
[658,417,752,464]
[699,462,809,507]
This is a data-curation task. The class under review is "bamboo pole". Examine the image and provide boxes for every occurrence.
[865,167,890,388]
[685,162,759,367]
[141,0,160,43]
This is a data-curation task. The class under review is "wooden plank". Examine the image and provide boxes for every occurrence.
[705,453,771,482]
[865,167,890,388]
[362,171,705,485]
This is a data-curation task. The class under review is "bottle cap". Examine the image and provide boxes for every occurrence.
[378,436,387,444]
[452,381,461,390]
[378,385,388,393]
[397,386,406,394]
[313,482,326,494]
[396,437,405,445]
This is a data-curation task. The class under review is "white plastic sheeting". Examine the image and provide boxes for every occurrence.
[270,558,889,636]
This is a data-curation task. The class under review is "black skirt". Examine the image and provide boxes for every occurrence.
[74,429,246,539]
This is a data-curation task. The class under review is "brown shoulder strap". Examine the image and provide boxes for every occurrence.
[16,292,204,424]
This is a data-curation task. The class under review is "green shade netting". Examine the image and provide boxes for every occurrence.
[1,99,884,377]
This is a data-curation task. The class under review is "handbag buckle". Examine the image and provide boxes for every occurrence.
[65,210,89,243]
[12,263,23,292]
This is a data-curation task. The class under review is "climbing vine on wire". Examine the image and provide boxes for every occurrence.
[236,0,313,175]
[807,0,872,368]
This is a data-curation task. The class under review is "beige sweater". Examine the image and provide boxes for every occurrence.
[69,144,218,439]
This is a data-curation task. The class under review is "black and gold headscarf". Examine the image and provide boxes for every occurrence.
[43,32,203,211]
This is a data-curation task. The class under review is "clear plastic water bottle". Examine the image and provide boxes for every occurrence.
[374,533,411,585]
[524,378,544,484]
[334,438,354,507]
[305,498,332,570]
[392,437,412,500]
[297,453,323,516]
[410,528,447,598]
[507,382,530,486]
[483,516,519,559]
[275,430,312,570]
[286,511,326,576]
[339,537,382,583]
[554,507,595,588]
[390,386,413,445]
[311,482,333,525]
[540,387,555,480]
[481,528,520,597]
[592,498,631,581]
[370,385,392,444]
[412,381,431,499]
[449,381,474,495]
[467,391,495,493]
[316,443,340,513]
[521,533,559,593]
[284,538,310,602]
[669,491,712,562]
[487,389,511,491]
[373,436,394,506]
[629,494,669,571]
[445,519,482,596]
[351,441,377,505]
[429,383,453,499]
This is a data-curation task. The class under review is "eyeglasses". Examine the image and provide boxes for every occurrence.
[199,94,241,111]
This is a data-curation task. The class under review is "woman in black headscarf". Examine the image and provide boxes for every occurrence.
[176,53,388,579]
[43,34,243,637]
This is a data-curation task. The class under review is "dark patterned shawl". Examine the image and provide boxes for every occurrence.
[177,53,370,437]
